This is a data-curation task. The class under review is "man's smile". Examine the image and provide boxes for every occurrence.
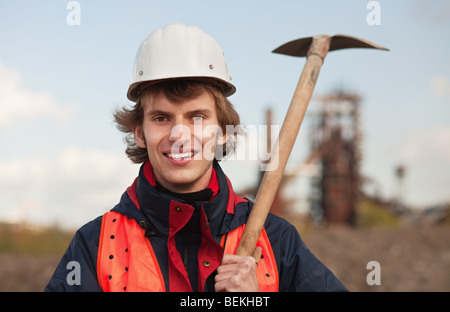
[164,151,195,160]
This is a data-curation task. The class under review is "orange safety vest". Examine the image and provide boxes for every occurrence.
[97,211,279,292]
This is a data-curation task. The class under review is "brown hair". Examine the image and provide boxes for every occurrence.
[114,79,241,164]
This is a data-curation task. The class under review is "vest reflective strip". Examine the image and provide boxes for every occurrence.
[97,211,165,292]
[98,211,279,292]
[221,224,279,292]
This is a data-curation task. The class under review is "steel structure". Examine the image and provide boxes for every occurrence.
[308,90,362,225]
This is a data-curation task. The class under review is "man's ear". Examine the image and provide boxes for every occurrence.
[215,129,230,147]
[212,128,232,161]
[132,126,146,148]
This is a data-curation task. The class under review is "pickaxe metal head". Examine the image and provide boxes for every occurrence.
[272,34,388,60]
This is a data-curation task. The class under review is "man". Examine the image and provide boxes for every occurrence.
[45,23,346,292]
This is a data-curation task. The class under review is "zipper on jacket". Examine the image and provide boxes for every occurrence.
[173,203,203,291]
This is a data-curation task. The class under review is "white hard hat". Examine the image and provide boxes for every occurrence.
[127,23,236,102]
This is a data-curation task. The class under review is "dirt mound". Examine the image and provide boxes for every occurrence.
[302,224,450,291]
[0,224,448,291]
[0,253,60,292]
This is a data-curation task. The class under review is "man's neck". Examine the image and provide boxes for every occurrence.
[155,181,214,204]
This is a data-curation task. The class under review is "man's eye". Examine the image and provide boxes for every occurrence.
[192,115,204,122]
[154,116,168,122]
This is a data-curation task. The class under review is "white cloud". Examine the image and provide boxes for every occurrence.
[56,148,131,183]
[431,75,450,100]
[415,1,450,23]
[0,61,76,128]
[401,126,450,162]
[398,126,450,206]
[0,147,138,228]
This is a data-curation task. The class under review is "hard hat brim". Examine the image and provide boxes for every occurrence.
[127,76,236,102]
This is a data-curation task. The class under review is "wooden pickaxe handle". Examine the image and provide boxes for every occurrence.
[235,52,326,256]
[234,35,388,257]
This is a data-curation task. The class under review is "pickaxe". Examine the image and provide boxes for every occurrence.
[234,34,388,259]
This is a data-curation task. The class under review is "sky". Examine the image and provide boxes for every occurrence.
[0,0,449,229]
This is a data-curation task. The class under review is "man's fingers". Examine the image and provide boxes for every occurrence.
[220,247,262,268]
[215,250,262,292]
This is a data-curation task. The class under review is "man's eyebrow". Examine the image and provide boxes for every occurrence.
[188,109,212,116]
[147,108,212,116]
[147,109,171,116]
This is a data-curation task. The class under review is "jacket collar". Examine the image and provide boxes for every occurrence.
[112,161,249,241]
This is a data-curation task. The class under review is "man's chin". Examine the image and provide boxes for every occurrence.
[157,165,213,193]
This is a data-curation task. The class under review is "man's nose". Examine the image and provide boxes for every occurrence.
[169,123,192,142]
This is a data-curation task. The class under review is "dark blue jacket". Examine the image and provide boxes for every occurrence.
[45,162,346,292]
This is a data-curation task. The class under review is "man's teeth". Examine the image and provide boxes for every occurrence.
[167,152,194,159]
